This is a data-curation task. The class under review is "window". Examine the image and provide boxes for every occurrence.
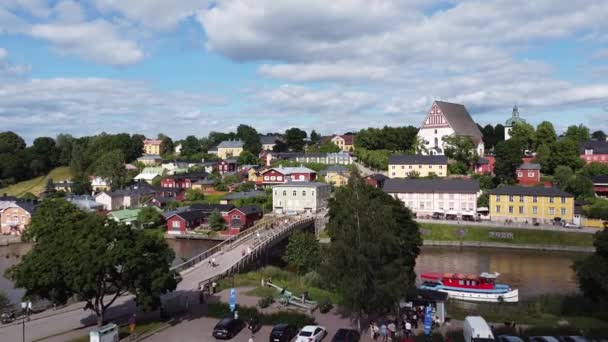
[519,195,524,202]
[508,206,514,213]
[282,190,287,196]
[264,176,269,180]
[392,165,395,169]
[302,191,306,196]
[509,195,514,202]
[517,172,523,177]
[419,165,422,169]
[561,208,566,216]
[419,202,425,209]
[274,191,277,195]
[434,129,437,134]
[172,221,180,228]
[496,195,500,202]
[533,195,537,203]
[392,172,395,176]
[434,137,438,147]
[401,165,404,169]
[549,207,555,215]
[532,206,538,214]
[550,197,555,203]
[528,172,534,177]
[518,206,524,214]
[409,165,413,169]
[561,197,566,204]
[496,205,501,213]
[277,176,283,181]
[270,176,276,181]
[292,190,297,196]
[299,175,305,180]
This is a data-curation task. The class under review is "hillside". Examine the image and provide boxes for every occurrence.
[0,167,74,197]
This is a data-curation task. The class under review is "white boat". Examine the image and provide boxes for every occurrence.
[419,272,519,303]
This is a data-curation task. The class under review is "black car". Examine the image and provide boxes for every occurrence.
[212,318,245,339]
[331,329,360,342]
[269,323,299,342]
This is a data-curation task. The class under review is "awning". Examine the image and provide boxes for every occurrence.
[477,207,489,211]
[445,210,457,215]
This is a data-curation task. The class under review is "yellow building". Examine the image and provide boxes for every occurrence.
[388,155,448,178]
[323,166,350,187]
[143,139,162,155]
[217,140,244,159]
[489,186,574,224]
[330,135,355,152]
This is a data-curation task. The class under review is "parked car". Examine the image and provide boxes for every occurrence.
[331,328,360,342]
[529,337,561,342]
[270,324,299,342]
[497,335,525,342]
[212,318,245,339]
[295,325,326,342]
[563,223,582,229]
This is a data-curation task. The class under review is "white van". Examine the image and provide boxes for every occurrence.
[463,316,494,342]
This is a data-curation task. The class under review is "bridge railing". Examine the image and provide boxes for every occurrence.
[171,216,277,273]
[196,216,314,290]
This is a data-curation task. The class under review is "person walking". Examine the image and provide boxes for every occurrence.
[380,323,388,342]
[405,321,412,337]
[370,321,376,340]
[388,321,396,340]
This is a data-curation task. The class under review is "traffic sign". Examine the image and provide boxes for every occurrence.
[424,305,433,336]
[229,288,236,312]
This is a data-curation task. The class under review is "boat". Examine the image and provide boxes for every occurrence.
[419,272,519,303]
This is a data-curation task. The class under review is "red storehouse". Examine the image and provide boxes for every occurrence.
[516,163,541,186]
[165,204,263,235]
[258,167,316,186]
[161,172,208,189]
[581,141,608,164]
[218,159,238,174]
[224,205,264,235]
[475,156,495,175]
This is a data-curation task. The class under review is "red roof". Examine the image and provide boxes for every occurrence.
[144,139,162,145]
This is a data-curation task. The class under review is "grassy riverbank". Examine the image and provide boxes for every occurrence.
[419,223,594,247]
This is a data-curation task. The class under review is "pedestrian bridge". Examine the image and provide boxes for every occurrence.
[171,214,315,292]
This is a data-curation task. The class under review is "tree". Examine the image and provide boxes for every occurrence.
[7,199,177,326]
[181,135,202,156]
[70,143,87,177]
[474,174,496,190]
[481,124,495,150]
[184,189,205,202]
[95,150,128,188]
[580,162,608,177]
[71,176,92,195]
[21,192,37,200]
[310,130,322,144]
[591,130,607,141]
[209,209,226,231]
[477,193,489,208]
[43,178,56,197]
[236,124,262,154]
[442,135,478,167]
[238,151,259,165]
[548,139,584,173]
[284,128,307,152]
[494,140,522,183]
[565,124,590,145]
[283,231,321,274]
[535,121,557,149]
[355,126,418,151]
[553,165,574,188]
[535,144,552,174]
[574,229,608,304]
[158,134,174,156]
[56,134,75,166]
[510,122,535,153]
[308,140,341,154]
[585,199,608,220]
[0,131,26,153]
[323,173,421,323]
[137,207,163,228]
[564,175,594,200]
[494,124,505,144]
[272,140,289,152]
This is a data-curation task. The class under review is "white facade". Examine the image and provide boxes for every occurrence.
[418,126,456,155]
[388,191,478,217]
[95,192,123,211]
[504,126,513,141]
[272,183,331,214]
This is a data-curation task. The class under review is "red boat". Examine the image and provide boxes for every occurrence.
[419,272,518,302]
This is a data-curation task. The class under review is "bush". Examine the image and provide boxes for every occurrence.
[206,302,315,327]
[258,295,274,309]
[318,299,333,314]
[302,271,324,288]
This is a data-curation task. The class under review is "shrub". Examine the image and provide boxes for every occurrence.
[302,271,324,288]
[206,302,315,327]
[258,295,274,309]
[318,299,333,314]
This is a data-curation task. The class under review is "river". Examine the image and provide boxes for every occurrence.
[0,241,586,305]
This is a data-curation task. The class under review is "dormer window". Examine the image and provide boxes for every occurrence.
[585,149,593,155]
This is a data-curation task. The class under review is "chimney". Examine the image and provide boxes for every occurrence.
[544,181,553,188]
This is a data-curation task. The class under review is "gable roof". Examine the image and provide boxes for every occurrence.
[230,205,263,216]
[326,165,350,173]
[517,163,541,170]
[163,172,208,180]
[223,191,266,200]
[383,178,480,194]
[272,181,331,189]
[260,135,281,145]
[581,141,608,154]
[592,175,608,184]
[433,101,483,144]
[137,155,162,160]
[144,139,162,145]
[389,155,448,165]
[169,210,206,221]
[264,166,316,175]
[189,203,235,212]
[108,208,141,221]
[488,185,573,197]
[218,140,244,148]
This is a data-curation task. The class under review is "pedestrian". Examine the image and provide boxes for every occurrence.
[211,257,216,267]
[405,321,412,337]
[370,321,376,340]
[249,335,254,342]
[412,313,418,329]
[373,322,379,340]
[256,231,261,240]
[212,281,217,294]
[380,323,388,342]
[388,321,396,339]
[247,246,252,255]
[128,314,136,334]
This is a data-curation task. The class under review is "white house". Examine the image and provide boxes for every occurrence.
[383,178,481,219]
[272,182,331,214]
[90,176,111,192]
[417,101,484,156]
[133,167,164,184]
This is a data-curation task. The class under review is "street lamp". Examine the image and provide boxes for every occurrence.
[21,301,32,342]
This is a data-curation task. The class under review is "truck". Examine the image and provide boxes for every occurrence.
[463,316,494,342]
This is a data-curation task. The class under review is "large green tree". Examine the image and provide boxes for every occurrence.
[564,124,590,145]
[236,124,262,154]
[510,122,536,152]
[553,165,574,188]
[355,126,418,151]
[535,121,557,149]
[574,229,608,305]
[284,231,321,275]
[493,140,522,183]
[442,135,478,168]
[137,206,163,228]
[181,135,202,156]
[0,131,26,153]
[564,175,594,200]
[209,209,227,231]
[580,162,608,177]
[238,151,259,165]
[7,199,177,326]
[308,140,341,154]
[549,139,584,173]
[591,130,606,141]
[309,130,322,144]
[481,124,496,150]
[323,173,421,322]
[284,128,308,152]
[94,150,129,188]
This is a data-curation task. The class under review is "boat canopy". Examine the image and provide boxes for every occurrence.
[480,272,500,279]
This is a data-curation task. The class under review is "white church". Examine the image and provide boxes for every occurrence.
[417,101,484,156]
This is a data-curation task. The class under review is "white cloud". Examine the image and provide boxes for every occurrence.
[0,47,30,78]
[93,0,205,30]
[53,0,85,24]
[30,20,145,66]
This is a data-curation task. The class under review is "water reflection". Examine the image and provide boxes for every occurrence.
[415,246,585,298]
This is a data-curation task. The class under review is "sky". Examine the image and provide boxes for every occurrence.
[1,0,608,142]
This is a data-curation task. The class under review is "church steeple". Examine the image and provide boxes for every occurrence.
[512,104,519,117]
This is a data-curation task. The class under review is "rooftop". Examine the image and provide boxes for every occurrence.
[389,154,448,165]
[488,185,574,197]
[109,208,142,221]
[383,178,480,193]
[325,165,350,173]
[218,140,244,148]
[144,139,162,145]
[517,163,541,170]
[138,155,162,160]
[231,205,263,215]
[430,101,483,143]
[581,140,608,154]
[265,166,316,175]
[223,191,266,200]
[260,135,281,145]
[272,181,331,189]
[592,175,608,184]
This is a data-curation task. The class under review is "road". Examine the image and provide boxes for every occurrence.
[353,161,385,177]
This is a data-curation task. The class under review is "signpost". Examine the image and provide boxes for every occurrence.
[424,305,433,336]
[229,288,236,312]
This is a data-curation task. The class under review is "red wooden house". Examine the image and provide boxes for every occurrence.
[160,172,208,189]
[475,156,495,174]
[593,176,608,197]
[516,163,541,185]
[581,141,608,164]
[222,205,264,235]
[218,159,238,174]
[166,211,205,234]
[257,167,316,186]
[364,174,388,188]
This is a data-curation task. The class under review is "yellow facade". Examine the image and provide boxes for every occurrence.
[325,172,350,187]
[218,147,243,159]
[330,136,354,152]
[144,143,161,155]
[248,168,259,183]
[489,193,574,223]
[388,163,446,178]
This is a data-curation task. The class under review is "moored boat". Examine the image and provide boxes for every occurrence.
[419,272,519,303]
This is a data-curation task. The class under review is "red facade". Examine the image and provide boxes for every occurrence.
[259,169,316,186]
[221,208,263,235]
[161,178,192,189]
[581,154,608,164]
[516,167,540,185]
[166,214,203,234]
[260,169,288,184]
[475,155,495,174]
[218,160,237,174]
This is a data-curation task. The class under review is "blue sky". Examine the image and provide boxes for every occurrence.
[1,0,608,142]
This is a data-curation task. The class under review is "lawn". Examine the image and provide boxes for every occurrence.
[419,222,594,247]
[217,266,341,304]
[0,167,73,197]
